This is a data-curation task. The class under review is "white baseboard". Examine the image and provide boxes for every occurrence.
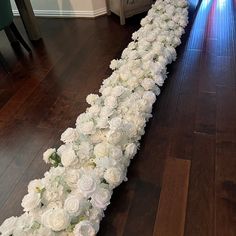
[12,8,107,18]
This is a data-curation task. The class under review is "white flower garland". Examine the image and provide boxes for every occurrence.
[0,0,188,235]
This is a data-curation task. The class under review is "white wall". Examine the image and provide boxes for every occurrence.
[11,0,107,18]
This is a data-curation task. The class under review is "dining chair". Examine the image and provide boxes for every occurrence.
[0,0,31,71]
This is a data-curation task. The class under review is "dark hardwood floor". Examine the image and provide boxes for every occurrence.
[0,0,236,235]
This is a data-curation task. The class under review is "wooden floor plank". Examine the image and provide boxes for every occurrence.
[153,158,191,236]
[216,85,236,236]
[184,133,215,236]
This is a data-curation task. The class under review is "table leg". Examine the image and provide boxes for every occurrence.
[14,0,41,41]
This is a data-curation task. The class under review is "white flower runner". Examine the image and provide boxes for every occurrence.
[0,0,188,235]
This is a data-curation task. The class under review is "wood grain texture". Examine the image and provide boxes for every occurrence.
[153,158,191,236]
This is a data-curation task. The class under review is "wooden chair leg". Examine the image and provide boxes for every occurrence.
[4,27,18,44]
[119,0,125,25]
[9,22,31,53]
[0,52,10,73]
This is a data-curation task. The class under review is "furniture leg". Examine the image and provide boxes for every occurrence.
[9,22,31,52]
[0,51,10,73]
[4,27,18,44]
[14,0,41,41]
[119,0,125,25]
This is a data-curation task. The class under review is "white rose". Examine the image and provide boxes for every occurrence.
[143,91,156,105]
[100,86,112,96]
[88,105,101,115]
[61,128,78,143]
[77,142,92,160]
[100,106,113,117]
[154,74,164,86]
[42,208,70,232]
[43,148,56,163]
[78,121,95,135]
[91,187,111,209]
[47,201,63,209]
[28,179,45,193]
[90,131,106,144]
[13,213,33,235]
[65,169,81,188]
[94,142,109,158]
[58,144,78,167]
[109,146,123,160]
[88,208,104,221]
[146,32,156,42]
[141,78,156,90]
[108,117,122,130]
[42,185,64,204]
[76,113,93,124]
[94,156,117,169]
[74,220,96,236]
[112,86,125,97]
[96,117,109,129]
[0,216,17,235]
[104,167,124,186]
[125,143,137,159]
[77,175,97,197]
[21,193,41,212]
[12,228,28,236]
[104,96,118,109]
[138,99,152,113]
[153,86,161,96]
[64,195,82,216]
[109,59,119,70]
[86,94,99,105]
[106,130,123,145]
[36,226,55,236]
[132,68,144,78]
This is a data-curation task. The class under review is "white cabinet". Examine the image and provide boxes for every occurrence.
[106,0,154,25]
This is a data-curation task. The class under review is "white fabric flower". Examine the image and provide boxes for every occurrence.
[61,128,78,143]
[28,179,45,193]
[141,78,156,90]
[109,146,123,160]
[64,194,83,216]
[125,143,138,159]
[41,208,70,232]
[35,226,55,236]
[64,169,81,188]
[43,148,56,163]
[112,86,126,97]
[78,121,95,135]
[74,220,96,236]
[91,187,111,209]
[143,91,156,105]
[104,96,118,109]
[58,144,78,167]
[104,167,124,186]
[109,59,120,70]
[0,216,17,236]
[21,193,41,212]
[108,117,122,130]
[94,142,109,158]
[77,175,97,197]
[86,94,99,105]
[77,141,92,160]
[106,130,123,145]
